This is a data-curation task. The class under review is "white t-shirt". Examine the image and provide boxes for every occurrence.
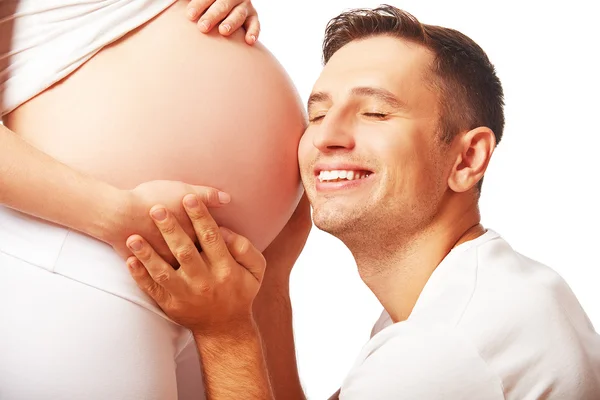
[339,230,600,399]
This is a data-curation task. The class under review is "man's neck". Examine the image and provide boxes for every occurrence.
[349,203,484,323]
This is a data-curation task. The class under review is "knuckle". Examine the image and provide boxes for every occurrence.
[202,189,219,205]
[196,281,213,295]
[174,245,196,263]
[161,222,177,236]
[137,246,152,262]
[188,204,208,220]
[217,1,229,15]
[153,270,171,284]
[200,228,220,244]
[147,284,163,300]
[235,6,248,20]
[216,267,233,282]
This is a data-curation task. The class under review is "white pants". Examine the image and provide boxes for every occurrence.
[0,206,205,400]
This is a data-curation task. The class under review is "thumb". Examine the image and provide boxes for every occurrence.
[219,227,266,283]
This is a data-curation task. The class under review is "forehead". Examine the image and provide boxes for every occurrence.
[314,36,434,100]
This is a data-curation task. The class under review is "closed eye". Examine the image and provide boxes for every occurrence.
[309,115,325,123]
[363,113,388,119]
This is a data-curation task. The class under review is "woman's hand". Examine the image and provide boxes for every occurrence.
[125,193,266,335]
[186,0,260,45]
[105,181,230,267]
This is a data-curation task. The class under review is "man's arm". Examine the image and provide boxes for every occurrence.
[194,321,273,399]
[253,194,311,399]
[125,193,311,399]
[125,195,278,399]
[253,272,305,400]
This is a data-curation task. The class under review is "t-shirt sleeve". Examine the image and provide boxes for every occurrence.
[340,331,505,400]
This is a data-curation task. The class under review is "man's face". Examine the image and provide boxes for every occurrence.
[299,36,452,239]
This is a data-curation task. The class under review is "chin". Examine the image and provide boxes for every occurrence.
[312,206,357,237]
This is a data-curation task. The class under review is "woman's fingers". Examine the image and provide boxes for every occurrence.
[187,0,258,43]
[243,7,260,44]
[197,0,243,33]
[186,0,218,22]
[218,3,248,36]
[189,185,231,208]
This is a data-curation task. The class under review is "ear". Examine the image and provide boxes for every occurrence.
[448,127,496,193]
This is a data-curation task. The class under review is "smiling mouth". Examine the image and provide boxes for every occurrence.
[317,169,372,183]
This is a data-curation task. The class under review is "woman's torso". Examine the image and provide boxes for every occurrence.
[3,0,306,250]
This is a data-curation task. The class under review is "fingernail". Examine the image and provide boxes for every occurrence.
[200,20,210,31]
[128,259,140,269]
[129,240,143,251]
[184,194,199,208]
[249,34,257,43]
[222,24,231,33]
[218,191,231,204]
[151,207,167,221]
[187,7,197,19]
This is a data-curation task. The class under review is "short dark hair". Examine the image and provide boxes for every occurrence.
[322,5,505,190]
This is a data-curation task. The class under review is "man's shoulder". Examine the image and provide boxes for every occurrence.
[342,324,505,399]
[461,233,594,336]
[455,233,600,399]
[363,232,600,399]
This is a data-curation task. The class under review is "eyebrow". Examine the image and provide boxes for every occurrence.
[307,92,331,113]
[351,87,407,110]
[307,86,408,113]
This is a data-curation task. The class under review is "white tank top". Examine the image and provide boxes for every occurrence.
[0,0,176,117]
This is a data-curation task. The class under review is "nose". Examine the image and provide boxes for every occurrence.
[312,111,355,153]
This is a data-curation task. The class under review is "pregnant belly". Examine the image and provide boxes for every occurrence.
[4,1,306,251]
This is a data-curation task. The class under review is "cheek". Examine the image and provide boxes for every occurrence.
[297,132,314,177]
[298,129,314,161]
[375,137,435,193]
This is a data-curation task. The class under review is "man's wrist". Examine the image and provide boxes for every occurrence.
[192,317,258,343]
[192,318,274,400]
[193,318,265,367]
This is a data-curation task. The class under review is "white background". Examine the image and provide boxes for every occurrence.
[253,0,600,398]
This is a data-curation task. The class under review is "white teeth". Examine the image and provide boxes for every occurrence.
[318,169,371,182]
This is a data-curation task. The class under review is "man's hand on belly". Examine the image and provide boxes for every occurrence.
[104,180,231,266]
[185,0,261,45]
